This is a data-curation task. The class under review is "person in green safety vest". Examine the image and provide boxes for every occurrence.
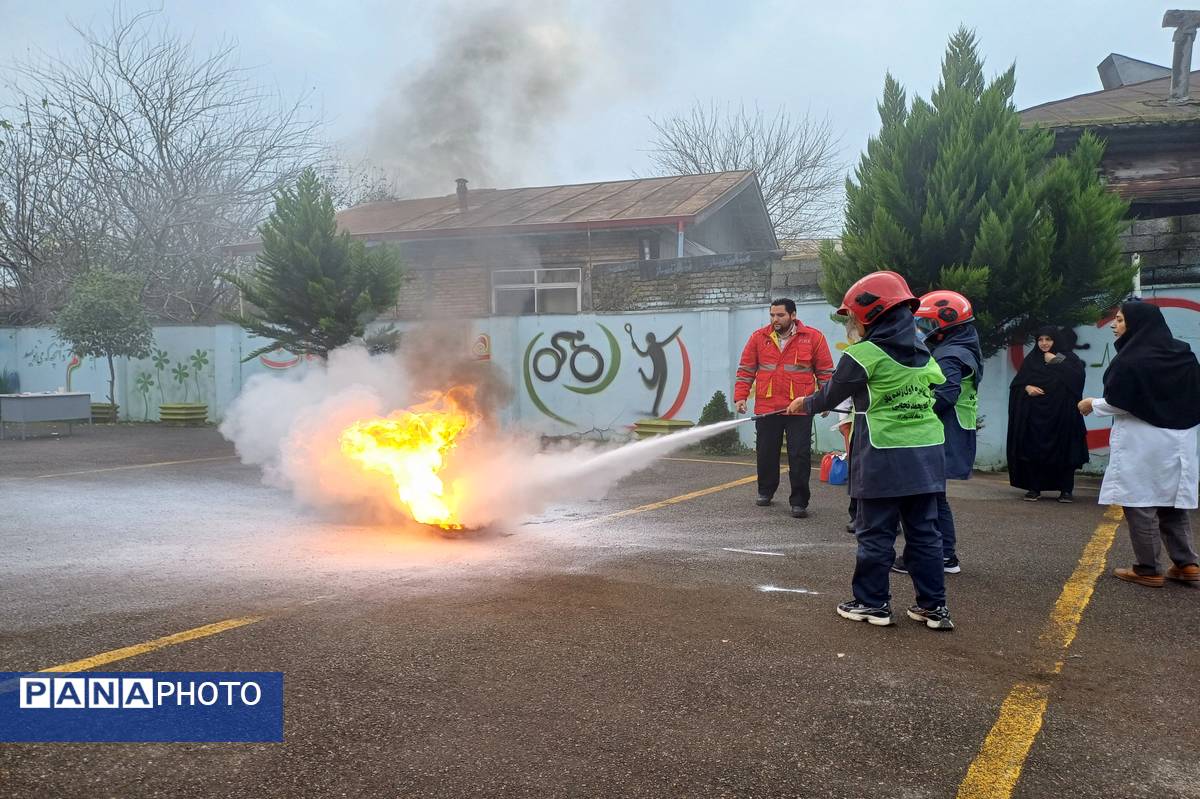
[891,289,983,577]
[788,271,954,631]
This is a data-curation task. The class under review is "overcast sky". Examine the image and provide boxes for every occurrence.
[0,1,1181,195]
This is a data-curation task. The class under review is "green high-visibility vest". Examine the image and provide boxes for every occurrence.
[844,341,946,449]
[955,373,978,431]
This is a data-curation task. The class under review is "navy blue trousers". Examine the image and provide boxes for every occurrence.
[936,493,956,559]
[898,491,957,559]
[853,493,946,609]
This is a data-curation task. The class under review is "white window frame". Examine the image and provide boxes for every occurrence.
[492,266,582,315]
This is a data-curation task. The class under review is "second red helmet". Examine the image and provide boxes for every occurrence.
[836,271,920,326]
[915,290,974,334]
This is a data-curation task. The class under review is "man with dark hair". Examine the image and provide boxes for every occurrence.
[734,297,835,518]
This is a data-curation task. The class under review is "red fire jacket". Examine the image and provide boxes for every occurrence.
[733,323,835,413]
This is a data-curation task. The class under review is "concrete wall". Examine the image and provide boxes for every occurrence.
[4,283,1198,472]
[0,326,318,423]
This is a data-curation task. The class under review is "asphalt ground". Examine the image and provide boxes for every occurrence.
[1,424,1197,799]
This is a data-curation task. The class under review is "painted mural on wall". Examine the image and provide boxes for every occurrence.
[258,347,315,369]
[523,324,621,425]
[521,321,691,427]
[65,354,81,390]
[471,334,491,361]
[1,287,1197,461]
[130,347,215,420]
[625,324,688,418]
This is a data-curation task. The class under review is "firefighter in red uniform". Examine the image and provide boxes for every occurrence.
[734,297,835,518]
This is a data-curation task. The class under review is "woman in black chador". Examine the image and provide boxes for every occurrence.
[1007,326,1090,502]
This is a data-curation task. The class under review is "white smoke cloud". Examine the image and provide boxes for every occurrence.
[219,342,744,533]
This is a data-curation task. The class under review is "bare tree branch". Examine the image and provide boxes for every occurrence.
[646,102,846,241]
[321,153,406,210]
[0,7,325,323]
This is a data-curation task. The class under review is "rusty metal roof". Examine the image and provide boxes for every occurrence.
[1020,70,1200,129]
[331,170,757,241]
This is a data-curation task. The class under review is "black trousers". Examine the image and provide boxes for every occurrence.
[755,414,813,508]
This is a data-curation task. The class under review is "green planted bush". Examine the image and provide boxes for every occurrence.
[698,390,741,455]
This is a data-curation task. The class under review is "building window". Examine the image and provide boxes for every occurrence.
[639,236,660,261]
[492,267,581,315]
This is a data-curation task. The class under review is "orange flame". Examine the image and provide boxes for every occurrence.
[338,388,478,529]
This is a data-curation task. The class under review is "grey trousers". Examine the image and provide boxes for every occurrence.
[1122,506,1199,576]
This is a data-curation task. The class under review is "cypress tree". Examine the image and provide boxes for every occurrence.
[227,169,406,360]
[820,27,1134,355]
[698,390,740,455]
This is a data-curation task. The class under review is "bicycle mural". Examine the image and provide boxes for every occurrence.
[521,322,690,426]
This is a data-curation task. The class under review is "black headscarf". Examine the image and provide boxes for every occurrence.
[1007,326,1089,469]
[864,304,929,367]
[1102,301,1200,429]
[1011,326,1086,398]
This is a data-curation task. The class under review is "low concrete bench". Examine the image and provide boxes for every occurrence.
[0,392,92,440]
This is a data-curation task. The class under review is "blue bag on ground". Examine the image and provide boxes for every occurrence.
[829,453,849,485]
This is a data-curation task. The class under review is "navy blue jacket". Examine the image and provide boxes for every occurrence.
[804,306,946,499]
[928,324,983,481]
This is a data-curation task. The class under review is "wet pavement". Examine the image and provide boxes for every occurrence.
[1,425,1197,798]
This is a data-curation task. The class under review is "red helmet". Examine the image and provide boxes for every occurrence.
[915,290,974,334]
[836,271,919,326]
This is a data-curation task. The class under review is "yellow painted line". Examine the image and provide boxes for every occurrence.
[1039,505,1124,653]
[5,455,239,481]
[956,505,1122,799]
[39,616,266,673]
[957,683,1052,798]
[598,473,766,521]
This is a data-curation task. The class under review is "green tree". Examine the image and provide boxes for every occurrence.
[698,390,741,455]
[55,269,154,409]
[820,27,1134,355]
[226,168,406,361]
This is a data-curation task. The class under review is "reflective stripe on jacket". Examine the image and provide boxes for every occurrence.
[733,323,835,412]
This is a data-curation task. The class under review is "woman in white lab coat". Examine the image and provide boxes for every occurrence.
[1079,301,1200,587]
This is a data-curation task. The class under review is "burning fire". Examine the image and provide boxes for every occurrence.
[338,388,479,529]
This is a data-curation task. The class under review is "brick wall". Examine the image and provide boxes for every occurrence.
[1119,213,1200,285]
[389,266,490,320]
[591,252,780,312]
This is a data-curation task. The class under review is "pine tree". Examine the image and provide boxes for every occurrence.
[226,169,406,360]
[698,390,740,455]
[820,27,1134,355]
